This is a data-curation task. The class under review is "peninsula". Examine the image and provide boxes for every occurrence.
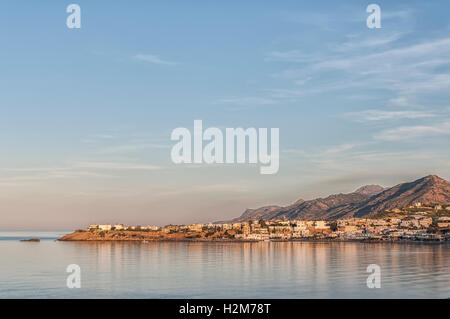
[59,203,450,242]
[59,175,450,242]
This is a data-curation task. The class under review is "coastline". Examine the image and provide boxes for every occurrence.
[57,230,448,244]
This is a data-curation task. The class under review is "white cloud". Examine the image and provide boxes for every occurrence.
[99,143,170,154]
[280,11,336,30]
[269,37,450,99]
[334,33,404,52]
[133,54,176,65]
[374,122,450,141]
[265,50,319,63]
[0,160,163,186]
[388,96,410,107]
[0,170,115,186]
[315,37,450,74]
[324,144,356,154]
[345,110,435,122]
[216,97,279,106]
[382,9,413,20]
[73,161,162,170]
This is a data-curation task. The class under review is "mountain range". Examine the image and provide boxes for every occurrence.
[230,175,450,222]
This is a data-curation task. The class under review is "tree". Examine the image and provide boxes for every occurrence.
[259,219,266,227]
[330,221,338,232]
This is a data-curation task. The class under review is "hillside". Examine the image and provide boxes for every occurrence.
[230,175,450,221]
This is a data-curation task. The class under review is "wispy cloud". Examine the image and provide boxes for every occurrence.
[0,160,163,186]
[0,170,115,186]
[375,122,450,141]
[267,37,450,101]
[324,144,356,154]
[345,109,436,122]
[230,31,450,113]
[216,97,279,106]
[98,143,170,154]
[315,38,450,70]
[382,9,414,20]
[73,161,162,170]
[280,11,335,30]
[133,54,177,65]
[81,133,116,144]
[313,38,450,92]
[265,50,320,63]
[334,33,404,52]
[281,144,361,162]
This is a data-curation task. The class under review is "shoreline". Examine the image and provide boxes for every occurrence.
[57,237,449,244]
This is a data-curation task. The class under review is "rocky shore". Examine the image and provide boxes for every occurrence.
[58,230,248,242]
[58,229,449,243]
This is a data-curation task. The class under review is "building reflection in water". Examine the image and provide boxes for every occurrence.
[63,241,450,298]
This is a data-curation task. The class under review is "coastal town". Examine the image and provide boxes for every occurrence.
[60,203,450,242]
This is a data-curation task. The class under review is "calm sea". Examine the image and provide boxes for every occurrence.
[0,230,449,298]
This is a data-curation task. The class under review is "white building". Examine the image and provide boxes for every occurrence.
[313,221,329,230]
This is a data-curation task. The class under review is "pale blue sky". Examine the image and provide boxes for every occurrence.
[1,1,450,229]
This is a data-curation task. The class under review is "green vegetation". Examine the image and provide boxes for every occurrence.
[329,221,338,232]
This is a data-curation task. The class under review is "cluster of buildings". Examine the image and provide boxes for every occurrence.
[86,204,450,242]
[230,214,449,241]
[88,224,159,231]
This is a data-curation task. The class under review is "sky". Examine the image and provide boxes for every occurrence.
[1,1,450,229]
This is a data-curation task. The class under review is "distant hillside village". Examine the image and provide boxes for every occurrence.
[74,203,450,242]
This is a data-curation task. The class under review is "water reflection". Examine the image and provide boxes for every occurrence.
[0,240,449,298]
